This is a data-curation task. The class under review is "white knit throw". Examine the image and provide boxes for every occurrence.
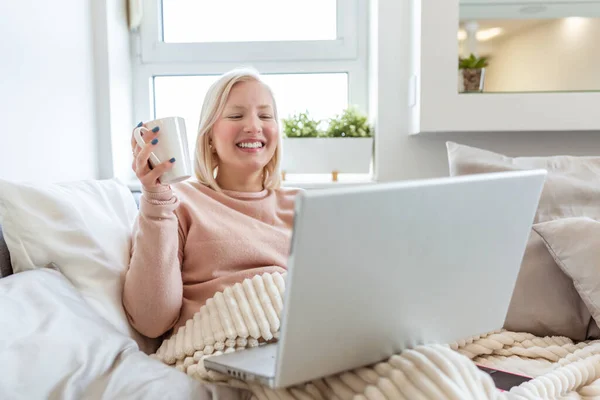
[152,272,600,399]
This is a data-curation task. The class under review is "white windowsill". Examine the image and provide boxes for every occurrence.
[282,173,375,189]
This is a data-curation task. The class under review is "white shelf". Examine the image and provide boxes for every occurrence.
[409,0,600,134]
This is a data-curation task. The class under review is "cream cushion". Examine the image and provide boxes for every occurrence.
[446,142,600,340]
[534,217,600,337]
[447,141,600,224]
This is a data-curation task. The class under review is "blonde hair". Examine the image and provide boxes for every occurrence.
[194,67,282,192]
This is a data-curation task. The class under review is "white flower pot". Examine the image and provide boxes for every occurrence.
[281,137,374,174]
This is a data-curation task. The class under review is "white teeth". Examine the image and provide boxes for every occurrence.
[237,142,263,149]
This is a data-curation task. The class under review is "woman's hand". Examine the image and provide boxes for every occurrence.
[131,122,175,189]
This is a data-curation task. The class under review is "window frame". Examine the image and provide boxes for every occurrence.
[133,61,368,128]
[130,0,370,184]
[139,0,361,63]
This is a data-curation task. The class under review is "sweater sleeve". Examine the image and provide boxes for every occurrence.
[122,185,185,339]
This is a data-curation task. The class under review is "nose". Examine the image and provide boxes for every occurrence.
[243,114,262,134]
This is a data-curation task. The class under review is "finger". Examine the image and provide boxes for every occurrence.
[136,137,159,172]
[135,152,152,176]
[133,143,144,159]
[136,155,153,176]
[142,158,176,186]
[133,142,153,175]
[140,125,160,145]
[130,123,160,150]
[132,156,151,179]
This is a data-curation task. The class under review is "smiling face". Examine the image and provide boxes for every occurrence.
[210,80,279,181]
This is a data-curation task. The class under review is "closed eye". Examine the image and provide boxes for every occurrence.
[227,115,242,119]
[260,114,273,119]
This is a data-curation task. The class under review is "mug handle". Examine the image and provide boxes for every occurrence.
[133,126,162,168]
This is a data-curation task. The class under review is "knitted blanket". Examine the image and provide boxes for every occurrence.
[151,272,600,399]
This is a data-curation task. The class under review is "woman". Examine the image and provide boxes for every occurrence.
[123,68,301,340]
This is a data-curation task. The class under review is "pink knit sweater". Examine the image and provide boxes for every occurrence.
[122,180,301,339]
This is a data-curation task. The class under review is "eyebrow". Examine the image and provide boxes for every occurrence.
[227,105,273,110]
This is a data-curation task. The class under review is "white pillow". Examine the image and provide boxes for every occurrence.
[0,178,158,353]
[0,268,207,399]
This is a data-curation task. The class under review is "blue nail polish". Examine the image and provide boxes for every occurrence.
[151,138,158,145]
[136,121,143,128]
[170,157,176,163]
[152,126,160,133]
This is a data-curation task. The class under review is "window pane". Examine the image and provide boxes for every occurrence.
[161,0,337,43]
[153,73,348,152]
[263,73,348,123]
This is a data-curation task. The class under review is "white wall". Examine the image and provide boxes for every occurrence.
[485,18,600,92]
[374,1,600,182]
[92,0,135,181]
[0,0,98,183]
[107,0,135,183]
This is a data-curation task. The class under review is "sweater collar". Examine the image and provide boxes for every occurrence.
[221,188,270,200]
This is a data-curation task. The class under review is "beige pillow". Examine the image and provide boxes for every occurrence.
[504,229,591,339]
[447,142,600,340]
[534,217,600,339]
[587,318,600,340]
[447,141,600,224]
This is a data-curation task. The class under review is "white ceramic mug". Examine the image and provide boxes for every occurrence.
[133,116,192,184]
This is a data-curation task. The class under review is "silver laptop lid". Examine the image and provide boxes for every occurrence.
[273,169,546,388]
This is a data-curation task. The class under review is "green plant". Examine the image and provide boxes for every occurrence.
[325,106,372,138]
[459,53,488,70]
[282,111,322,138]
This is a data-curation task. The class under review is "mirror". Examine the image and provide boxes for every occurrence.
[458,1,600,93]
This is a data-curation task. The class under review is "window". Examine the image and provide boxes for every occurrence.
[161,1,337,43]
[132,0,370,181]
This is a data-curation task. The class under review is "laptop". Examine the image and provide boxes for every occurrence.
[204,169,547,389]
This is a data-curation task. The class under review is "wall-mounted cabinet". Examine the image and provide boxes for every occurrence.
[409,0,600,134]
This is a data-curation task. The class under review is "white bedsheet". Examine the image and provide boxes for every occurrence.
[0,268,249,400]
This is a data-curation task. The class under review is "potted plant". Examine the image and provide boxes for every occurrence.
[459,53,488,93]
[281,110,322,138]
[281,107,374,181]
